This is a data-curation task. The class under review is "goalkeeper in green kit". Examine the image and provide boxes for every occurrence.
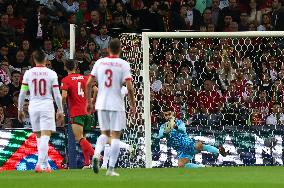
[158,106,228,168]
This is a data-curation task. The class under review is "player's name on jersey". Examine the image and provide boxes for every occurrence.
[71,76,84,80]
[32,72,48,76]
[101,61,122,67]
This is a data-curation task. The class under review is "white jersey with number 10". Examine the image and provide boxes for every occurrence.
[90,56,132,111]
[22,66,59,111]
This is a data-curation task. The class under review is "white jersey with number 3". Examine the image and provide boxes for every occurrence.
[22,66,59,111]
[91,56,132,111]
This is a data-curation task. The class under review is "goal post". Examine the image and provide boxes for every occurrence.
[142,31,284,168]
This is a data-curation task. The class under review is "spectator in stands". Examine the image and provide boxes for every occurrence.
[257,14,273,31]
[98,0,112,24]
[95,24,111,50]
[239,12,249,31]
[6,4,24,37]
[0,60,11,85]
[218,0,240,31]
[22,98,31,128]
[76,25,89,50]
[139,1,167,32]
[20,40,32,61]
[0,105,12,129]
[222,14,233,31]
[43,38,55,61]
[84,39,100,62]
[62,0,79,13]
[259,72,272,97]
[231,66,246,96]
[247,0,262,25]
[185,0,202,30]
[197,60,223,92]
[51,47,67,78]
[218,58,235,91]
[7,70,20,99]
[193,79,222,126]
[171,4,189,31]
[87,10,101,38]
[6,91,18,119]
[250,90,273,125]
[271,79,284,104]
[210,0,221,28]
[0,84,12,107]
[0,13,15,44]
[266,102,284,125]
[242,57,257,83]
[271,0,282,28]
[11,50,29,70]
[75,48,89,75]
[201,8,213,27]
[241,80,257,103]
[0,45,9,61]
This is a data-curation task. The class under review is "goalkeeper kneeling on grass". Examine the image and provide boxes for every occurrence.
[158,106,227,168]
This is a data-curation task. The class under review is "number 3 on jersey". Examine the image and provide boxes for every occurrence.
[105,69,113,87]
[78,81,85,97]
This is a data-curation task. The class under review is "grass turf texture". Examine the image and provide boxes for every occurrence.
[0,167,283,188]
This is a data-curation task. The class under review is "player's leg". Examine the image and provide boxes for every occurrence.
[29,111,42,172]
[101,144,110,169]
[38,111,56,172]
[178,156,205,168]
[71,116,94,168]
[92,110,110,173]
[106,111,126,176]
[195,141,223,156]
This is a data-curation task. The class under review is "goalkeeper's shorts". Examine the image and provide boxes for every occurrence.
[178,153,194,160]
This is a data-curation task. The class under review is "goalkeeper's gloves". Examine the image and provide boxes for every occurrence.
[164,122,172,134]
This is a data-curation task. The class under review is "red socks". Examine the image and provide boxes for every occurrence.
[79,138,95,166]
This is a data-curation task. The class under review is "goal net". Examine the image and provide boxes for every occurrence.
[120,31,284,168]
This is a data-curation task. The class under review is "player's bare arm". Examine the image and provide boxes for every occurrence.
[52,84,64,126]
[86,76,95,113]
[92,86,98,105]
[125,79,136,115]
[61,90,68,105]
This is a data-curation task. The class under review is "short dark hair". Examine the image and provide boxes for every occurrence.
[11,70,21,76]
[108,38,121,55]
[161,104,173,113]
[64,59,77,71]
[33,50,46,64]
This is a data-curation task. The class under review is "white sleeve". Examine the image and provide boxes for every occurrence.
[52,73,63,112]
[90,61,98,78]
[122,61,132,82]
[22,70,29,84]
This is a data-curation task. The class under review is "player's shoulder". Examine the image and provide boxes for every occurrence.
[46,68,58,77]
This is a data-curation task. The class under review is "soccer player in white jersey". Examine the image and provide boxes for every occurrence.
[86,38,136,176]
[18,50,64,173]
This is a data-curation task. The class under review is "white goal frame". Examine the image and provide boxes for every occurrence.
[142,31,284,168]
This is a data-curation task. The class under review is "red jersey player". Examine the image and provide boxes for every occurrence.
[61,59,95,168]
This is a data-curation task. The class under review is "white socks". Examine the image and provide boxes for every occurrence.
[119,141,130,151]
[102,144,110,167]
[108,139,120,168]
[38,135,50,166]
[94,134,108,158]
[36,137,40,152]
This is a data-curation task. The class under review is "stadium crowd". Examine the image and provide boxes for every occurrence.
[1,0,284,128]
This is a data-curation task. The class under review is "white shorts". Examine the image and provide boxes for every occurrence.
[97,110,126,131]
[29,110,56,132]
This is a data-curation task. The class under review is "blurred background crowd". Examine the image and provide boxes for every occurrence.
[1,0,284,128]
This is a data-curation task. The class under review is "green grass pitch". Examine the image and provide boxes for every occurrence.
[0,167,283,188]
